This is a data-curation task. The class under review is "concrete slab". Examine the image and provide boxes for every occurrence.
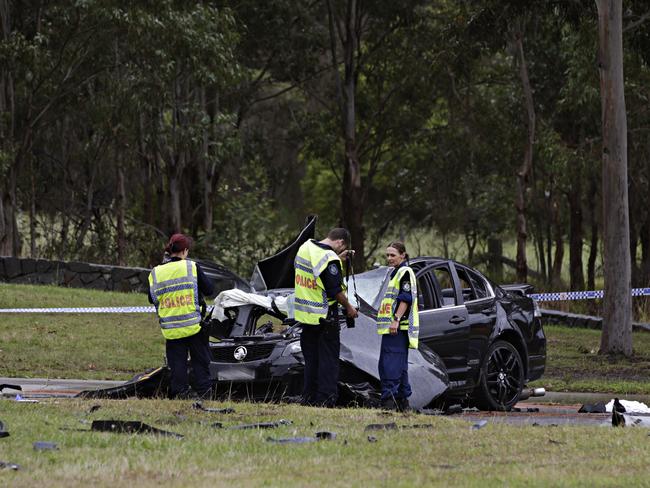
[0,377,123,398]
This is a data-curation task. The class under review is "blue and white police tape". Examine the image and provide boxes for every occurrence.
[528,287,650,302]
[1,288,650,312]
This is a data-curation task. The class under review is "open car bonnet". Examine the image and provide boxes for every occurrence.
[250,215,317,291]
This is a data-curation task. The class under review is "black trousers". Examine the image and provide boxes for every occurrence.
[300,322,340,406]
[165,328,212,398]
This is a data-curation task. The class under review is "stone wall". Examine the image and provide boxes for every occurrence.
[0,256,150,293]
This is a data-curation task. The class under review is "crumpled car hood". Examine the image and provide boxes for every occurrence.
[339,314,448,409]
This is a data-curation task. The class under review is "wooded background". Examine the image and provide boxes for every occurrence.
[1,0,649,294]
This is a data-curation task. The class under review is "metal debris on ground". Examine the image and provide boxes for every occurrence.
[367,435,378,442]
[364,422,397,431]
[0,461,20,470]
[315,431,337,440]
[578,402,607,413]
[0,421,9,438]
[400,424,435,430]
[229,419,292,430]
[192,402,235,414]
[416,409,444,416]
[15,394,38,403]
[266,431,337,443]
[471,420,488,430]
[33,441,59,451]
[267,436,317,444]
[445,405,463,415]
[91,420,183,438]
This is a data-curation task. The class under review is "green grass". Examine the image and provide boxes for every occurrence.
[530,324,650,394]
[1,398,650,487]
[0,283,163,380]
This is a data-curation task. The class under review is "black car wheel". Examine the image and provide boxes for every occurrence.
[476,340,524,411]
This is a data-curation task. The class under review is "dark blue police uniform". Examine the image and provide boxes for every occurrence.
[148,257,214,398]
[378,261,412,407]
[300,240,343,407]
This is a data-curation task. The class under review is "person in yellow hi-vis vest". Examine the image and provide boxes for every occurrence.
[294,228,358,407]
[148,234,214,399]
[376,241,419,411]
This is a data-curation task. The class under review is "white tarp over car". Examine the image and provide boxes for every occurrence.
[211,289,292,321]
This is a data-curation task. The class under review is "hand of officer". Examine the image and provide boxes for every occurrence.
[346,304,358,319]
[389,320,399,335]
[338,249,355,260]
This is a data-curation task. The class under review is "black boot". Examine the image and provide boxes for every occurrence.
[381,397,398,411]
[396,397,410,412]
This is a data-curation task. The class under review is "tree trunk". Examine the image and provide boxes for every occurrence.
[327,0,365,271]
[201,86,216,236]
[641,216,650,286]
[0,0,12,256]
[536,224,547,282]
[116,159,126,266]
[169,161,182,233]
[465,231,477,264]
[546,193,553,285]
[587,175,599,291]
[597,0,632,356]
[29,155,36,257]
[568,166,585,290]
[513,29,536,283]
[551,199,564,289]
[487,237,503,283]
[139,112,155,229]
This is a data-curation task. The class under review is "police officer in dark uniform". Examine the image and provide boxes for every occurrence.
[148,234,214,399]
[294,228,358,407]
[376,241,419,411]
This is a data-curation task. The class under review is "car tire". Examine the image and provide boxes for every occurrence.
[476,340,524,411]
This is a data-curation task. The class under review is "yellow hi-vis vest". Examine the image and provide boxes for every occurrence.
[376,265,419,349]
[294,240,344,325]
[148,259,202,340]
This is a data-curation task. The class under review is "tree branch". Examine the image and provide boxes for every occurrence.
[623,10,650,33]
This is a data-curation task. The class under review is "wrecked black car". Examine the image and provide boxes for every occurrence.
[206,218,546,411]
[82,218,545,410]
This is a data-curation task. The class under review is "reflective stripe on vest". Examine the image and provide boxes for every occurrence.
[376,265,419,349]
[294,240,344,325]
[148,259,202,340]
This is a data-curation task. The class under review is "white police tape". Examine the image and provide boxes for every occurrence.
[0,306,156,313]
[0,305,215,313]
[528,287,650,302]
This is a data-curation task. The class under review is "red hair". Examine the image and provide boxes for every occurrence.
[165,234,192,254]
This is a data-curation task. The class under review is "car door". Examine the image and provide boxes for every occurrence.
[453,263,498,390]
[416,263,470,387]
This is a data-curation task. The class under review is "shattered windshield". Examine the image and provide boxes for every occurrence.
[345,266,391,310]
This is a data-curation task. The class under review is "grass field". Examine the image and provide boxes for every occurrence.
[531,325,650,395]
[0,283,162,380]
[1,398,650,487]
[3,283,650,486]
